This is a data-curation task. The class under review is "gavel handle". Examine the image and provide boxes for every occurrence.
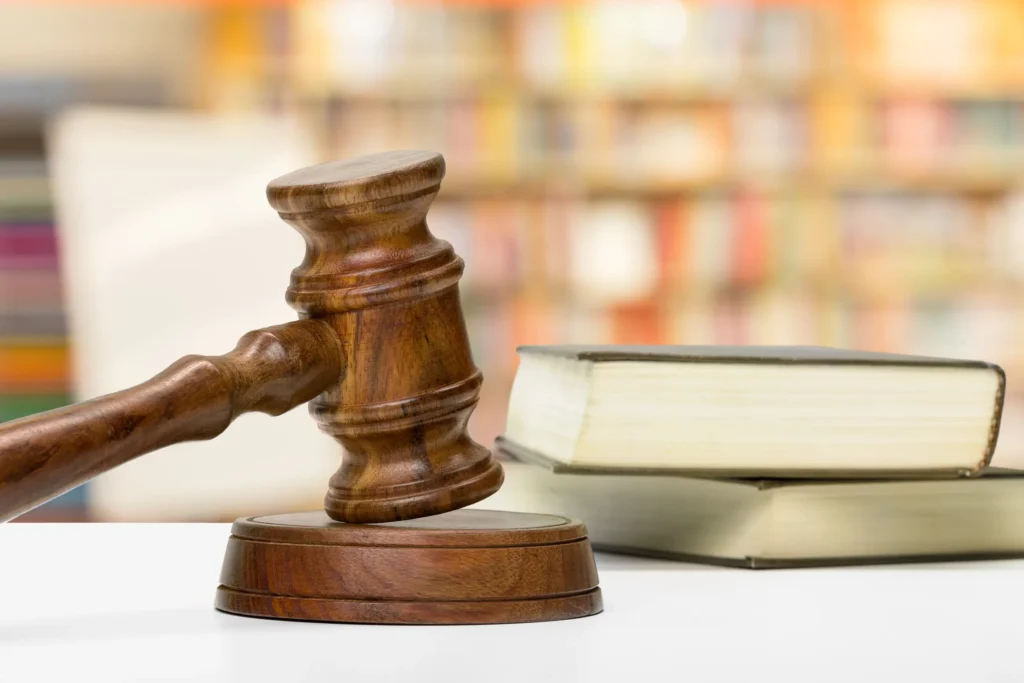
[0,319,342,522]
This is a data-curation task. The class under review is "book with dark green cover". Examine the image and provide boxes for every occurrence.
[488,451,1024,569]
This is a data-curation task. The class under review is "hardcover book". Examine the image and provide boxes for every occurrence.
[486,454,1024,568]
[503,345,1005,477]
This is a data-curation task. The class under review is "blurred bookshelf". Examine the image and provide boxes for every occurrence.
[4,0,1024,520]
[0,114,74,519]
[0,123,75,519]
[0,4,191,520]
[285,0,1024,462]
[0,81,172,521]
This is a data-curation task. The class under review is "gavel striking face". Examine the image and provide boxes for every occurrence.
[0,150,504,523]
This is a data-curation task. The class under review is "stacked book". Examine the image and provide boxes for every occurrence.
[487,345,1019,568]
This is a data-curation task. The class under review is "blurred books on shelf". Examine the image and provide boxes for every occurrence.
[5,0,1024,521]
[0,53,181,520]
[285,0,1024,466]
[0,115,76,520]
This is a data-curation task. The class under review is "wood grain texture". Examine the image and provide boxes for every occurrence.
[0,319,341,522]
[0,150,601,625]
[0,150,502,526]
[267,150,503,523]
[215,509,604,625]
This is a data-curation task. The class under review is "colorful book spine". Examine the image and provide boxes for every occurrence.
[0,148,79,516]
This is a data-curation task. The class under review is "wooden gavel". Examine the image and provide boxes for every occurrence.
[0,150,602,626]
[0,150,504,524]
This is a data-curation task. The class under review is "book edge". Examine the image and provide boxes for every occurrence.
[495,436,990,481]
[981,364,1008,471]
[592,544,1024,570]
[516,345,1004,372]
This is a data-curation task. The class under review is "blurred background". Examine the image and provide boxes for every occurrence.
[3,0,1024,521]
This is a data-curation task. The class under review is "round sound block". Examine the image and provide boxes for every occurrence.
[215,509,603,625]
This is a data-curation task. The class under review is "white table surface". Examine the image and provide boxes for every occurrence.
[0,523,1021,683]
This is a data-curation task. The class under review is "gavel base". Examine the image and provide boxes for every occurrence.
[214,509,603,625]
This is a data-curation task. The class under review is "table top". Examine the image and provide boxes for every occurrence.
[1,522,1022,683]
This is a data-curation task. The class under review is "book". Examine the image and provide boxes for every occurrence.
[484,458,1024,568]
[503,345,1005,477]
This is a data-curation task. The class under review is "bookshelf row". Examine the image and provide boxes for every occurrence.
[429,191,1024,302]
[318,97,1024,188]
[295,0,1024,98]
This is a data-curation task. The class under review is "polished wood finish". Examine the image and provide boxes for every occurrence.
[267,151,502,523]
[0,150,601,626]
[0,319,340,523]
[0,150,502,524]
[215,509,603,625]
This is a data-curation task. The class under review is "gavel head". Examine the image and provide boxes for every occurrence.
[267,150,503,523]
